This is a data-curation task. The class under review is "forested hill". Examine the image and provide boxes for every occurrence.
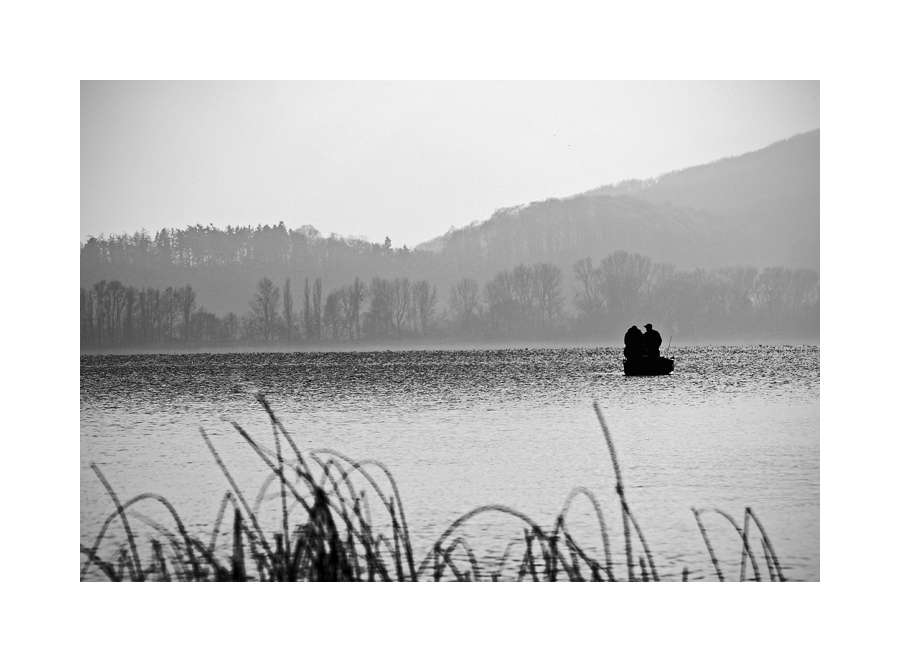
[421,129,819,271]
[424,193,748,278]
[582,129,820,269]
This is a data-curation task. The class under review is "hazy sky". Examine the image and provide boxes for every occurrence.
[81,81,819,248]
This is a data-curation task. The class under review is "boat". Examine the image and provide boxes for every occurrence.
[623,355,674,376]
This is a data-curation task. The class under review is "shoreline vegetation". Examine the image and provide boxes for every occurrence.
[81,248,819,351]
[81,394,787,582]
[79,339,821,357]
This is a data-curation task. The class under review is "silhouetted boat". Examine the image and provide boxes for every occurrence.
[623,355,674,376]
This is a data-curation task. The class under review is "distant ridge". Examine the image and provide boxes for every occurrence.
[584,129,820,268]
[417,129,820,271]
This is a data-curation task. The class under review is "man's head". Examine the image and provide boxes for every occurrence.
[644,323,653,330]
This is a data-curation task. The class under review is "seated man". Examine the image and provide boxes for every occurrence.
[643,323,663,358]
[624,325,643,360]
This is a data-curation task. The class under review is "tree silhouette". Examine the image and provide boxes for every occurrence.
[532,263,563,329]
[312,278,322,341]
[303,278,312,342]
[368,277,394,339]
[573,257,605,325]
[179,284,196,341]
[283,278,294,343]
[412,279,437,338]
[450,278,480,337]
[349,277,366,340]
[250,276,281,342]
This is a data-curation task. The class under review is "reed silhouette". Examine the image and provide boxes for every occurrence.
[81,394,786,581]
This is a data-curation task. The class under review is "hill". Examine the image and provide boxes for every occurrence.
[422,129,820,271]
[584,129,819,268]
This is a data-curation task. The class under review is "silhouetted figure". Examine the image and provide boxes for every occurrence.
[624,325,643,360]
[643,323,662,358]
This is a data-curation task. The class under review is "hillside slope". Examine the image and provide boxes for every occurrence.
[420,129,819,271]
[584,129,820,268]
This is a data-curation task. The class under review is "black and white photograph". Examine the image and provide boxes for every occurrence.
[79,80,819,584]
[9,0,899,654]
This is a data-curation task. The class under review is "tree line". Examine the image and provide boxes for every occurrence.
[77,204,754,323]
[80,251,818,348]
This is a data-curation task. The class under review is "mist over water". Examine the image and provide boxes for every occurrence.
[81,346,819,581]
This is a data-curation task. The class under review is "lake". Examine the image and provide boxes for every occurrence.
[80,346,819,581]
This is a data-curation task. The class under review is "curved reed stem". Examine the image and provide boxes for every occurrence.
[91,463,144,581]
[592,401,635,581]
[693,507,724,582]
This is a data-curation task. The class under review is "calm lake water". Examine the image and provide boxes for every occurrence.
[80,346,819,581]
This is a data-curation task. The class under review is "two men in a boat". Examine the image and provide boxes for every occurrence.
[624,323,663,359]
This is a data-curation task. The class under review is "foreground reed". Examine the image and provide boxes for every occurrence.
[81,395,786,581]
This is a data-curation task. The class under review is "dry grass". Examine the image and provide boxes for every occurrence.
[81,394,786,582]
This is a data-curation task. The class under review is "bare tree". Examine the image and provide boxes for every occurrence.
[600,250,653,321]
[336,286,355,340]
[367,276,394,339]
[323,290,340,340]
[136,289,148,343]
[349,276,366,340]
[92,280,106,345]
[106,280,126,344]
[303,278,312,342]
[511,264,534,327]
[224,312,239,342]
[312,277,323,340]
[161,286,176,342]
[450,278,480,337]
[573,257,605,322]
[250,276,281,342]
[123,286,137,344]
[532,262,563,329]
[81,287,95,346]
[412,279,437,337]
[483,270,515,337]
[393,277,412,337]
[283,278,294,343]
[179,284,196,342]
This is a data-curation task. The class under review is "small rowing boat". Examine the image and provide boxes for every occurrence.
[623,355,674,376]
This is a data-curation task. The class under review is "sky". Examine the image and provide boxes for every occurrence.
[81,81,819,248]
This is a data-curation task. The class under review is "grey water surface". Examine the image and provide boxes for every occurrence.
[80,346,819,581]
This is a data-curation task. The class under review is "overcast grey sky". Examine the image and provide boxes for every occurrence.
[81,81,819,248]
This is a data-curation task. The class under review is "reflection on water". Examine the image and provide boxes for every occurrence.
[80,346,819,581]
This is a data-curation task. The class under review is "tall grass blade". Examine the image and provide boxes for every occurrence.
[592,401,635,581]
[91,463,144,581]
[693,507,724,582]
[746,508,785,581]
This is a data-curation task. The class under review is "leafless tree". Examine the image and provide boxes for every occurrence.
[250,276,281,342]
[573,257,605,321]
[412,279,437,337]
[179,284,196,341]
[283,278,294,342]
[323,289,342,340]
[532,262,563,328]
[511,264,534,326]
[303,278,312,342]
[123,286,137,344]
[450,277,480,336]
[367,276,394,339]
[393,277,412,337]
[349,276,366,340]
[483,270,515,337]
[161,286,177,342]
[312,277,323,340]
[600,250,653,320]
